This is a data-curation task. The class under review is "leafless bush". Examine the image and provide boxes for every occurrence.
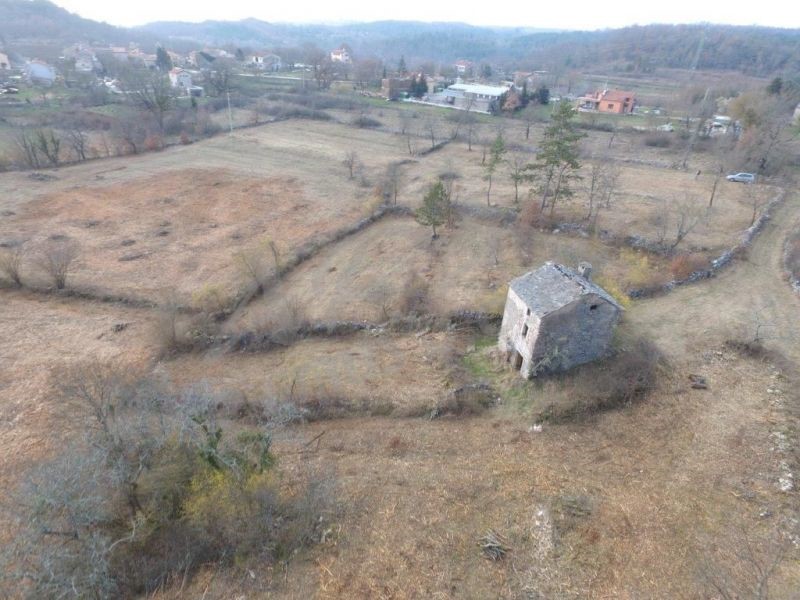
[398,271,429,316]
[0,364,338,598]
[36,238,80,289]
[0,242,25,287]
[694,523,791,600]
[541,339,664,422]
[343,150,359,179]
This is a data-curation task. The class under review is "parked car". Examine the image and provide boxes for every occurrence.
[726,172,756,183]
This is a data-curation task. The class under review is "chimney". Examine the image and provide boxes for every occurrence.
[577,262,592,281]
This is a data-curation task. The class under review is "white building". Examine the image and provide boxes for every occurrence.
[249,53,282,71]
[330,45,352,64]
[169,67,193,91]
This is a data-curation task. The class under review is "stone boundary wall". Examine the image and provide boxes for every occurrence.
[628,189,786,298]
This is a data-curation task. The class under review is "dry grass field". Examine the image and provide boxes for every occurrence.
[1,108,798,599]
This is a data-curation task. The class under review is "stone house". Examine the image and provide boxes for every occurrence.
[0,52,10,70]
[498,262,621,378]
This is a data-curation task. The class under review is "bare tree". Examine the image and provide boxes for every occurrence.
[585,158,621,222]
[385,163,403,204]
[343,151,359,179]
[508,152,527,205]
[207,58,237,96]
[653,196,706,252]
[0,242,25,287]
[66,127,90,162]
[114,115,146,154]
[34,129,61,166]
[14,129,42,169]
[424,117,438,149]
[520,104,538,141]
[119,69,175,134]
[37,238,80,289]
[747,184,770,226]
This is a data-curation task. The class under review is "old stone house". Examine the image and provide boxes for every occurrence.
[498,262,621,378]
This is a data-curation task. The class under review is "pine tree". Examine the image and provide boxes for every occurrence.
[398,56,407,75]
[155,46,172,72]
[527,101,584,216]
[416,179,447,238]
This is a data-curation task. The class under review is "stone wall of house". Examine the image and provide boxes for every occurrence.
[498,289,542,374]
[499,290,619,378]
[528,293,620,377]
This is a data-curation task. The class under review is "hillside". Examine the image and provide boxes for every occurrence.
[1,1,798,75]
[139,18,800,75]
[0,0,155,54]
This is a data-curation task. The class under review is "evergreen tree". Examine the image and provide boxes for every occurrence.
[155,46,172,72]
[527,102,584,216]
[416,179,447,238]
[411,73,428,98]
[235,48,245,62]
[766,76,783,95]
[536,86,550,105]
[398,56,407,75]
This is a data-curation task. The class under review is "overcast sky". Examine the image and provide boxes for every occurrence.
[52,0,800,30]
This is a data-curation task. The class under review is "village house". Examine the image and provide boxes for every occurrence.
[444,82,510,112]
[577,89,637,114]
[0,52,10,70]
[330,45,353,64]
[453,59,474,76]
[381,76,413,100]
[25,60,57,86]
[168,67,193,90]
[794,102,800,125]
[498,262,622,378]
[248,52,282,71]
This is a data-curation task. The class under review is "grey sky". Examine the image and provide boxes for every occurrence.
[53,0,800,30]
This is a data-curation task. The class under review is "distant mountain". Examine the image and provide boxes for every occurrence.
[1,1,798,76]
[138,18,800,75]
[0,0,156,56]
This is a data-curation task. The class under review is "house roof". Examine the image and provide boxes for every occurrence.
[447,83,509,97]
[601,89,635,103]
[509,262,621,316]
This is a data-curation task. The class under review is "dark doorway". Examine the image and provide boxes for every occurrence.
[513,351,523,370]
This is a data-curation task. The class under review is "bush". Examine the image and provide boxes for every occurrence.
[0,367,337,598]
[352,115,382,128]
[36,237,79,290]
[541,339,663,422]
[643,133,671,147]
[0,242,25,287]
[398,272,428,315]
[669,253,709,280]
[143,134,163,151]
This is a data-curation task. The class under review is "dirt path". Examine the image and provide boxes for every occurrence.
[629,190,800,365]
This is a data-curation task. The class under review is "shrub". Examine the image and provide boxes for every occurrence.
[643,133,671,147]
[36,237,79,290]
[0,243,25,287]
[541,339,663,422]
[0,367,337,598]
[352,115,382,128]
[669,253,709,280]
[143,134,163,151]
[398,272,428,315]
